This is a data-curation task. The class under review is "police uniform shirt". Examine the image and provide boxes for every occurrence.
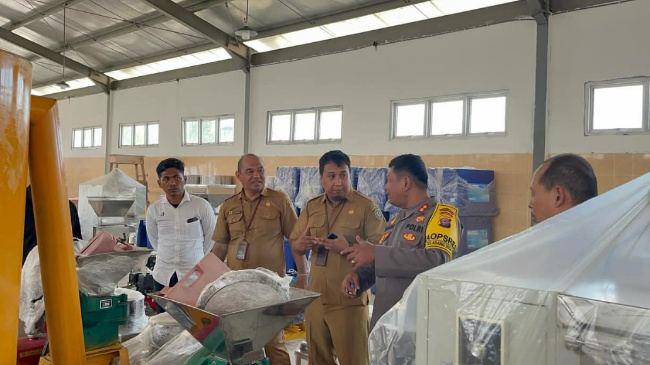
[356,197,460,327]
[290,190,386,306]
[213,188,297,276]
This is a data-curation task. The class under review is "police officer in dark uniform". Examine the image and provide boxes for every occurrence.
[341,154,461,328]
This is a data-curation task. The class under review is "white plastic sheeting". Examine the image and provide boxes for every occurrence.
[78,169,146,241]
[115,288,148,337]
[19,239,85,335]
[370,172,650,365]
[124,313,185,365]
[295,167,323,209]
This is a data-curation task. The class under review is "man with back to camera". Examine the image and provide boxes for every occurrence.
[341,154,461,328]
[290,150,386,365]
[529,153,598,223]
[212,153,306,365]
[146,158,216,294]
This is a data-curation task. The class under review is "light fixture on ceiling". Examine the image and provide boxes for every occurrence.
[56,80,70,90]
[235,0,257,40]
[58,5,69,90]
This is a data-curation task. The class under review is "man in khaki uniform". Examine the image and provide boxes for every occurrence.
[212,154,307,365]
[291,150,386,365]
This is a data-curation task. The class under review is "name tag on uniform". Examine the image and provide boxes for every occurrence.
[315,246,328,266]
[236,239,248,260]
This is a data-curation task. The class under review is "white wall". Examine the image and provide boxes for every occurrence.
[547,0,650,154]
[57,93,108,158]
[250,20,537,157]
[112,70,246,157]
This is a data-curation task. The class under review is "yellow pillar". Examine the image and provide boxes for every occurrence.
[0,49,32,364]
[30,96,86,364]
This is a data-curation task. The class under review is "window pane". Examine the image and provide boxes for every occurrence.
[593,85,644,130]
[219,117,234,143]
[120,125,133,146]
[148,123,159,145]
[93,127,102,147]
[82,129,92,147]
[73,129,83,148]
[134,124,146,145]
[319,109,342,140]
[185,120,199,144]
[431,100,464,135]
[470,96,506,134]
[201,120,216,144]
[294,112,316,141]
[270,114,291,141]
[395,104,425,137]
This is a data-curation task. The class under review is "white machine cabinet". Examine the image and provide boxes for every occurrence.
[416,280,556,365]
[372,172,650,365]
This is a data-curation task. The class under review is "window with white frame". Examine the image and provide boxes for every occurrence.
[267,106,343,144]
[72,126,102,149]
[119,121,159,147]
[586,78,648,134]
[182,115,234,146]
[391,91,507,138]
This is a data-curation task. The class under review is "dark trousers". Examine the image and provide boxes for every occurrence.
[154,272,178,313]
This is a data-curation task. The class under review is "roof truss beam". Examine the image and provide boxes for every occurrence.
[0,27,112,91]
[255,0,431,39]
[141,0,248,62]
[2,0,87,30]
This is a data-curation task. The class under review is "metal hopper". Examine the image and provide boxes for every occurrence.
[152,287,319,364]
[87,196,136,219]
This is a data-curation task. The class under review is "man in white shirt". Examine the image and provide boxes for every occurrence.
[146,158,216,294]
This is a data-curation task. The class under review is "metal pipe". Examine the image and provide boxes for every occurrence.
[0,49,32,365]
[29,96,87,364]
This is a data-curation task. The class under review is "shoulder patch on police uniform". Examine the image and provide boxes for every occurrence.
[403,233,416,241]
[374,208,383,220]
[379,230,392,244]
[425,203,459,259]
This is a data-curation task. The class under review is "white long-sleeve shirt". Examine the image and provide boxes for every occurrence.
[146,192,216,285]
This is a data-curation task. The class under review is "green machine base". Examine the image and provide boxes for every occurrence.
[79,292,128,350]
[183,346,270,365]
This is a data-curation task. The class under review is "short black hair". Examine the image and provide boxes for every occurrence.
[319,150,351,175]
[389,154,428,190]
[540,154,597,205]
[156,158,185,178]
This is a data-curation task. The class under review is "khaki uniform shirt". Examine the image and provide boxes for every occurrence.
[290,190,386,306]
[213,188,297,276]
[356,197,460,327]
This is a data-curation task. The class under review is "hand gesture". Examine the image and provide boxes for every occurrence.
[342,271,360,298]
[292,225,316,254]
[340,235,375,269]
[318,233,349,254]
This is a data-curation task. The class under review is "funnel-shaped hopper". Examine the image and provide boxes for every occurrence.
[76,250,152,296]
[88,196,136,218]
[76,250,152,271]
[152,288,319,364]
